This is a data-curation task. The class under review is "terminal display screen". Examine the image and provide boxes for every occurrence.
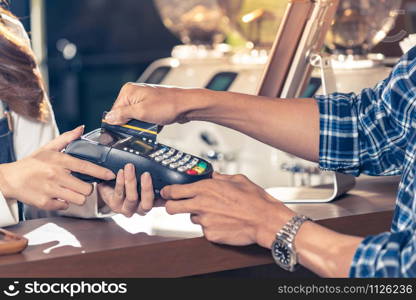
[85,129,127,147]
[128,139,154,155]
[84,129,154,155]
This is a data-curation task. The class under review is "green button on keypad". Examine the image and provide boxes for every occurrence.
[197,162,207,169]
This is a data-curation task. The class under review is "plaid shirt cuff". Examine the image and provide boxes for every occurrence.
[349,229,416,277]
[315,93,361,176]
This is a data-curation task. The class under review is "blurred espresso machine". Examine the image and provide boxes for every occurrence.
[138,0,403,194]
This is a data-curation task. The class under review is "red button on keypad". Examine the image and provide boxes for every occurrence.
[186,169,198,175]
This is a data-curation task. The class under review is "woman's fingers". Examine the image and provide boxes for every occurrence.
[97,166,157,217]
[106,169,125,212]
[58,173,94,196]
[50,185,87,206]
[121,164,139,217]
[137,172,154,216]
[60,153,115,181]
[42,125,85,151]
[41,199,70,211]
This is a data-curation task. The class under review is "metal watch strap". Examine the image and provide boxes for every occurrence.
[273,215,312,271]
[278,215,312,243]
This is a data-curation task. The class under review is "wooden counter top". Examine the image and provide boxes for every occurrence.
[0,176,399,277]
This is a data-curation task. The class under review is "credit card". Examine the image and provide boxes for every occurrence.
[101,111,162,142]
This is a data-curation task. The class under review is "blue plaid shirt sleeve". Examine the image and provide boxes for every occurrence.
[349,228,416,277]
[315,47,416,277]
[316,47,416,176]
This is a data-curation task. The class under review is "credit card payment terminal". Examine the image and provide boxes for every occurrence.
[64,114,213,195]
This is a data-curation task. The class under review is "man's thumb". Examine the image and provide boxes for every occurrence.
[104,106,133,125]
[43,125,85,151]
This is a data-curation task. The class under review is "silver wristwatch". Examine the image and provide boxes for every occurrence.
[271,215,312,272]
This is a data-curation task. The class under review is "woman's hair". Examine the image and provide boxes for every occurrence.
[0,1,48,122]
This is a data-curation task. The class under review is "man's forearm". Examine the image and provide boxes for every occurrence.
[184,89,320,162]
[255,203,363,277]
[294,222,363,277]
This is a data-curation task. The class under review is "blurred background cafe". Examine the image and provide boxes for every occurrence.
[9,0,415,131]
[0,0,414,278]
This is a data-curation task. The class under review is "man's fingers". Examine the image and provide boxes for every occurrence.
[43,125,84,151]
[111,82,146,109]
[121,164,139,217]
[111,82,133,110]
[165,199,200,215]
[212,172,232,180]
[213,172,248,183]
[160,182,201,200]
[61,154,115,181]
[137,172,154,216]
[104,105,138,125]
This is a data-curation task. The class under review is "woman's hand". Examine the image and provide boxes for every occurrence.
[161,172,296,248]
[104,83,200,126]
[0,126,115,210]
[97,164,157,217]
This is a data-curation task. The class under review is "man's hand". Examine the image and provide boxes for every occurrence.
[104,83,195,126]
[107,83,319,162]
[162,173,364,278]
[161,172,296,248]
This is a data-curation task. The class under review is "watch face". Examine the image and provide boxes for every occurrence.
[272,239,294,268]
